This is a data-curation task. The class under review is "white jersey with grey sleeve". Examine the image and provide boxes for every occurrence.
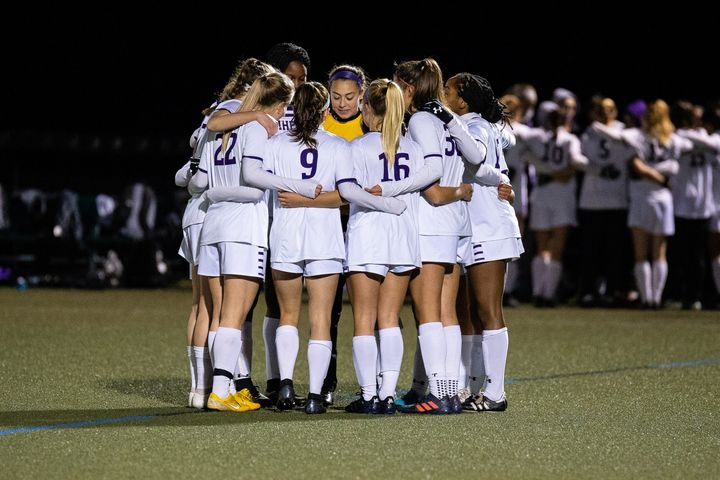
[180,103,233,228]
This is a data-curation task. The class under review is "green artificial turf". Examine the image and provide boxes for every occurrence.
[1,288,718,479]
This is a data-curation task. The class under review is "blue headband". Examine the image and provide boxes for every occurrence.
[330,70,363,88]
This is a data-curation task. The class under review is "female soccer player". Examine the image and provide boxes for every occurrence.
[177,58,275,409]
[190,72,320,412]
[592,100,692,308]
[268,81,407,413]
[393,59,506,413]
[343,78,442,414]
[443,73,521,411]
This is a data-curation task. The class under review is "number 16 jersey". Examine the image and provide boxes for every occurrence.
[345,132,425,268]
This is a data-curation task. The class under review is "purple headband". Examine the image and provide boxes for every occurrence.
[330,69,363,88]
[627,99,647,121]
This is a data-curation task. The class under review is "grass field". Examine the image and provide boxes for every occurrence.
[1,287,719,479]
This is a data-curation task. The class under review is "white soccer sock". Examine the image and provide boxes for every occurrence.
[459,335,473,390]
[262,317,280,381]
[307,340,332,395]
[713,257,720,294]
[411,338,428,395]
[469,334,485,395]
[531,256,545,298]
[543,260,562,300]
[242,321,253,374]
[193,346,212,392]
[352,335,378,401]
[207,330,217,359]
[443,325,461,396]
[651,260,668,306]
[275,325,299,381]
[418,322,446,398]
[506,260,519,294]
[375,330,382,391]
[634,262,652,305]
[187,346,196,392]
[482,327,508,402]
[378,327,403,400]
[211,327,243,398]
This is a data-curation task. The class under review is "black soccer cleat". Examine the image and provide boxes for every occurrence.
[305,393,327,414]
[449,394,463,414]
[463,394,507,412]
[377,396,396,415]
[276,379,296,411]
[344,396,379,414]
[320,388,335,406]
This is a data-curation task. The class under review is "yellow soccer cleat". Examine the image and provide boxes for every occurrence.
[206,392,243,412]
[233,388,261,411]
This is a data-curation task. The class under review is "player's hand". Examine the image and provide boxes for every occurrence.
[419,99,454,124]
[278,191,307,208]
[314,184,322,198]
[256,112,279,138]
[498,182,513,201]
[365,184,383,196]
[457,183,473,202]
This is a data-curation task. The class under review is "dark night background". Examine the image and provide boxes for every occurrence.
[1,12,716,194]
[0,11,715,287]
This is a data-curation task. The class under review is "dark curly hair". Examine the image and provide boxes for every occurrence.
[264,43,311,72]
[451,73,508,124]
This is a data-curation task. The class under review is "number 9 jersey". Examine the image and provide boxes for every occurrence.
[265,130,347,263]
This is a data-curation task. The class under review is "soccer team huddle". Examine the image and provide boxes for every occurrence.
[176,41,720,416]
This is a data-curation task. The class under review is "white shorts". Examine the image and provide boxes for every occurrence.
[628,194,674,236]
[709,211,720,233]
[346,264,417,278]
[530,198,577,230]
[463,237,525,267]
[419,235,471,264]
[178,224,203,266]
[272,259,344,277]
[197,242,266,279]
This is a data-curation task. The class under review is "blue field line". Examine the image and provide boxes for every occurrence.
[505,357,720,385]
[0,415,154,436]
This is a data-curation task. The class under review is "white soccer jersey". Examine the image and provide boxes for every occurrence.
[267,130,346,262]
[579,121,633,210]
[182,100,242,228]
[630,132,691,202]
[345,132,424,267]
[407,112,471,236]
[198,121,269,248]
[523,128,587,210]
[672,128,720,219]
[461,113,521,242]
